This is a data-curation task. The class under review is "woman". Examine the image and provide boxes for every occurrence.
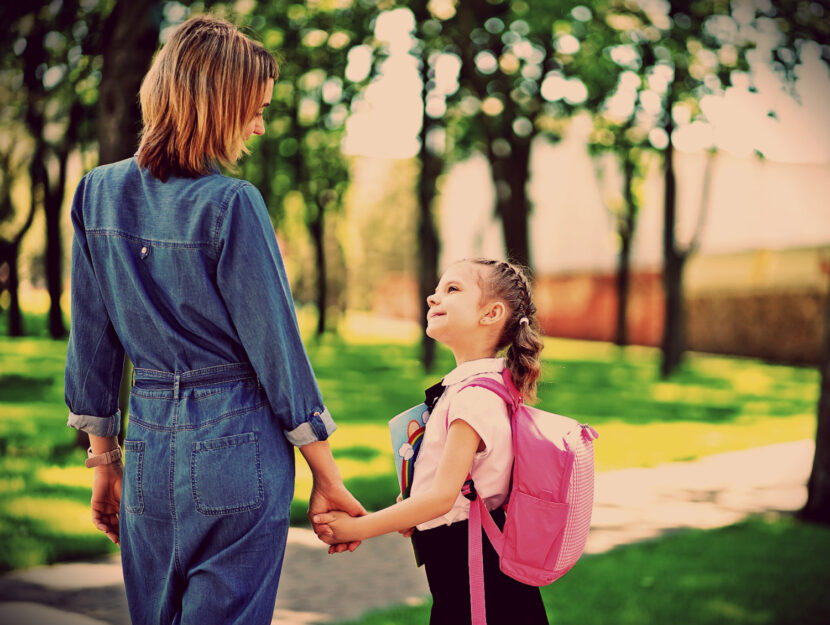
[64,15,363,625]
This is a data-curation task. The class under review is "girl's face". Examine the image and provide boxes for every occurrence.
[426,262,489,347]
[243,78,274,140]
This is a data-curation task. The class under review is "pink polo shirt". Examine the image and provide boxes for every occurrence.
[410,357,513,531]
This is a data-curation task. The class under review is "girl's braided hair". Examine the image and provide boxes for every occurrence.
[469,258,544,403]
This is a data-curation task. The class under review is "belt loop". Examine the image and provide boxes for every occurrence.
[173,373,181,401]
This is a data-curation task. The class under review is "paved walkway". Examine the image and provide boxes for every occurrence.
[0,439,814,625]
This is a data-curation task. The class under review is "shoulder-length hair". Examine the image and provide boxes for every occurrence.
[136,15,277,181]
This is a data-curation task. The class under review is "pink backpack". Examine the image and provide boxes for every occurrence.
[456,369,599,625]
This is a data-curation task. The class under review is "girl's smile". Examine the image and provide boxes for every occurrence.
[426,261,507,365]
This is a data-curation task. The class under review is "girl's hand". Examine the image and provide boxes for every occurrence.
[312,510,362,551]
[308,479,367,554]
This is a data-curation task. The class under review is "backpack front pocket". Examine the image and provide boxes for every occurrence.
[502,490,569,582]
[191,432,264,516]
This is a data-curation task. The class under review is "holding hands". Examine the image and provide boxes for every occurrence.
[308,479,367,553]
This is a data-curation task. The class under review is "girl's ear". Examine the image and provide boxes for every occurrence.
[480,301,506,326]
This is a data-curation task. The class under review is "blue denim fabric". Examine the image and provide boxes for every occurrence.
[122,368,293,624]
[64,157,336,623]
[64,157,335,444]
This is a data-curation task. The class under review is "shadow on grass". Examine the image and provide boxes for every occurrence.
[0,374,55,402]
[0,515,117,574]
[335,514,830,625]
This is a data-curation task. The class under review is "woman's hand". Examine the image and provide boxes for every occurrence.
[308,480,367,554]
[91,463,122,546]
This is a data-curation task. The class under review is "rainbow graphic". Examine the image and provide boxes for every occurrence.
[389,404,428,500]
[399,422,425,498]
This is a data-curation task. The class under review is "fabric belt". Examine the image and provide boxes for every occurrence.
[131,362,258,399]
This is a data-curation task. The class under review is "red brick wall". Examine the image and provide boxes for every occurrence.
[534,271,664,346]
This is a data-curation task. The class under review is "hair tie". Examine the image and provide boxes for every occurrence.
[519,317,530,326]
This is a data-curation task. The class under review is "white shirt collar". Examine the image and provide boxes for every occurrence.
[442,357,505,387]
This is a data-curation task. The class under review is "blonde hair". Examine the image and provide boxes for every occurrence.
[468,258,544,403]
[137,15,277,181]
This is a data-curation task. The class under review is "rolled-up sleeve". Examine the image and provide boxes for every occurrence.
[65,174,125,437]
[216,183,336,446]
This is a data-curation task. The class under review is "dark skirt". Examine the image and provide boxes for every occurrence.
[413,508,549,625]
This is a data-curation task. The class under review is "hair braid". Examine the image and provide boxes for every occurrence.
[468,258,544,402]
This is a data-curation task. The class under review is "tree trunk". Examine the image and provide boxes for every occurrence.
[615,157,636,347]
[44,149,68,339]
[1,180,36,337]
[660,102,684,378]
[97,0,161,164]
[414,12,442,371]
[800,272,830,523]
[310,203,327,336]
[493,141,531,268]
[6,244,24,337]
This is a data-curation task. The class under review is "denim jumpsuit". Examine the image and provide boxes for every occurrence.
[64,157,336,625]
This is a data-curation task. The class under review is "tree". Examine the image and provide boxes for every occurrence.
[0,128,35,337]
[590,132,647,347]
[404,0,630,272]
[754,0,830,524]
[239,1,376,335]
[97,0,162,164]
[410,1,446,370]
[4,0,108,339]
[802,269,830,523]
[591,0,752,377]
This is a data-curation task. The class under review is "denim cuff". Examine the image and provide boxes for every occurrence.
[284,407,337,446]
[67,410,121,438]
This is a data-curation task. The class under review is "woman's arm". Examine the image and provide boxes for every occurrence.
[301,440,367,553]
[313,419,481,544]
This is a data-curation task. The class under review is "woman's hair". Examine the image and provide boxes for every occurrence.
[468,258,544,403]
[136,15,278,181]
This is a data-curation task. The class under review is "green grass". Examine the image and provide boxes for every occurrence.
[335,514,830,625]
[0,323,821,571]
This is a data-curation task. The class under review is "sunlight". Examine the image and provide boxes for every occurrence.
[3,497,96,536]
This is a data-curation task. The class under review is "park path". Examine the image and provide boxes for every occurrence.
[0,439,814,625]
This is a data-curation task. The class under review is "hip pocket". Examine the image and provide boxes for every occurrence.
[191,432,264,516]
[123,440,145,515]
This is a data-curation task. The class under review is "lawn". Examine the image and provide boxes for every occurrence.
[0,314,820,571]
[334,513,830,625]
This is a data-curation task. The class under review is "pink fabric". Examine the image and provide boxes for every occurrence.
[460,369,598,624]
[468,494,487,625]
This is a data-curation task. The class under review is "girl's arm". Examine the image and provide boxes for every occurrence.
[313,419,481,544]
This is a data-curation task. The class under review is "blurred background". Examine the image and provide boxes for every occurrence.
[1,1,829,624]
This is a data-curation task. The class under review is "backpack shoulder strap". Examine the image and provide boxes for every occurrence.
[459,374,520,410]
[455,373,518,625]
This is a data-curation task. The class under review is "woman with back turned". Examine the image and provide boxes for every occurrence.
[64,15,364,624]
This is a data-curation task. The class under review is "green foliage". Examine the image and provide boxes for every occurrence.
[1,331,818,570]
[337,514,830,625]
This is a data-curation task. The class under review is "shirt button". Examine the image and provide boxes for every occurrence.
[140,246,149,259]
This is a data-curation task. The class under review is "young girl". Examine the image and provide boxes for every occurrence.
[314,258,549,625]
